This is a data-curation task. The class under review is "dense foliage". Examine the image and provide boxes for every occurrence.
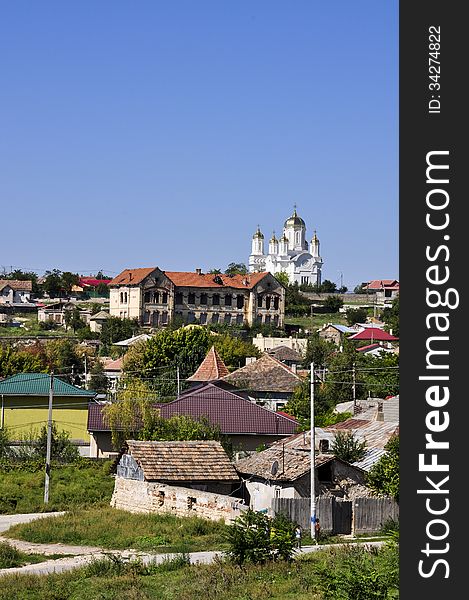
[331,431,367,463]
[367,434,400,502]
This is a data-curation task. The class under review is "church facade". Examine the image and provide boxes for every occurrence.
[248,208,323,286]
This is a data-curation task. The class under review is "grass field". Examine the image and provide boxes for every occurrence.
[5,506,229,553]
[0,541,68,569]
[0,543,399,599]
[0,460,115,514]
[285,313,348,332]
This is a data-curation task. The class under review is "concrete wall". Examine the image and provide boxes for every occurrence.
[110,476,247,524]
[252,334,307,355]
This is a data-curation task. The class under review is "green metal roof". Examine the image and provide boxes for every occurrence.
[0,373,96,397]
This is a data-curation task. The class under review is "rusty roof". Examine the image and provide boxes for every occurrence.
[164,271,269,289]
[222,353,302,393]
[122,440,239,482]
[109,268,158,286]
[0,279,33,291]
[187,346,230,381]
[266,346,303,363]
[235,447,357,482]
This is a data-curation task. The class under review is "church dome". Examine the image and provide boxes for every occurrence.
[280,233,288,242]
[270,232,278,242]
[284,208,305,228]
[252,226,264,239]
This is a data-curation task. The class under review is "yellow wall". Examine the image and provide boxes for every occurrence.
[1,395,89,441]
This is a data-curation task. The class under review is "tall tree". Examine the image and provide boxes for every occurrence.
[225,262,248,275]
[367,434,399,502]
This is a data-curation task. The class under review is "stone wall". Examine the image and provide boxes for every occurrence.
[110,476,246,524]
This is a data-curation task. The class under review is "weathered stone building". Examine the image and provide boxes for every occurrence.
[109,267,285,328]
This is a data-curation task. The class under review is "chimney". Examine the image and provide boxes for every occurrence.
[195,268,202,275]
[245,356,257,365]
[129,272,132,282]
[376,401,384,421]
[291,364,297,374]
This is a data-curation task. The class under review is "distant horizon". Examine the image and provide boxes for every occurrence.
[1,2,398,290]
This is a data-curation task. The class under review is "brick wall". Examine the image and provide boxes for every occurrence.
[110,476,246,524]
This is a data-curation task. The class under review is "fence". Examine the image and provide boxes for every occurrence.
[272,496,398,535]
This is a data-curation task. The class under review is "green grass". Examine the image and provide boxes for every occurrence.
[5,506,229,553]
[0,460,115,514]
[0,543,399,599]
[0,541,70,569]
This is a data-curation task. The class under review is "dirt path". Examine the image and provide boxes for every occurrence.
[0,513,385,578]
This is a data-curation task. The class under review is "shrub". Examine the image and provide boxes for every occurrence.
[331,430,367,463]
[224,509,297,565]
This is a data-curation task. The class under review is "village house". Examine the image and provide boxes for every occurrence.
[0,372,96,446]
[110,440,245,523]
[318,323,356,346]
[265,345,303,370]
[221,352,303,411]
[37,301,92,328]
[89,310,111,333]
[234,441,367,513]
[0,280,33,305]
[363,279,399,305]
[252,333,307,356]
[108,267,285,328]
[186,345,230,383]
[87,380,299,457]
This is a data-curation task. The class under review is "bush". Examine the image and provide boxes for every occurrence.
[331,430,367,463]
[225,509,297,565]
[0,541,25,568]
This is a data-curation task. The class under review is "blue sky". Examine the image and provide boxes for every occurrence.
[0,1,398,290]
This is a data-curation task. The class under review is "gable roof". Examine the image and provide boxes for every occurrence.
[0,373,96,397]
[348,328,398,341]
[119,440,239,482]
[222,353,302,393]
[164,271,269,289]
[0,279,33,292]
[365,279,399,290]
[89,311,111,321]
[266,346,303,363]
[109,268,158,286]
[322,324,356,334]
[87,382,299,435]
[187,346,230,381]
[235,447,359,482]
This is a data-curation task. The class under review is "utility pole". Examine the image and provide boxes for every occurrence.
[352,362,356,415]
[177,366,180,397]
[310,362,317,541]
[44,372,54,504]
[84,355,88,389]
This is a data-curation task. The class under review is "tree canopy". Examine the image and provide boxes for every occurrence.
[366,434,399,502]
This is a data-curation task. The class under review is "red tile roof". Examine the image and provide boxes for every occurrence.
[187,346,230,381]
[365,279,399,290]
[79,278,112,287]
[356,344,381,352]
[164,271,269,289]
[349,328,398,341]
[109,268,157,286]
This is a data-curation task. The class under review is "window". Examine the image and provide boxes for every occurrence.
[161,311,168,325]
[273,296,279,310]
[265,315,271,325]
[257,294,263,307]
[200,293,207,305]
[301,276,309,285]
[212,294,220,306]
[144,292,150,303]
[224,294,232,306]
[200,312,207,325]
[152,312,159,326]
[257,314,263,324]
[153,291,160,304]
[162,292,168,303]
[124,292,128,303]
[224,313,231,324]
[188,292,195,304]
[175,292,183,305]
[120,292,124,303]
[237,295,244,309]
[273,315,279,326]
[265,296,271,310]
[212,313,219,324]
[236,314,244,325]
[188,311,196,323]
[144,311,150,324]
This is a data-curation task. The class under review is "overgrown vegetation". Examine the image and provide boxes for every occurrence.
[0,459,114,514]
[331,431,367,463]
[225,509,297,565]
[0,542,399,599]
[367,434,400,502]
[5,506,229,553]
[0,541,66,569]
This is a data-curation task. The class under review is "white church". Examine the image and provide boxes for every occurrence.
[248,207,323,286]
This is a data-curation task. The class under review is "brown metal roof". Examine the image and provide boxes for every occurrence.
[124,440,239,482]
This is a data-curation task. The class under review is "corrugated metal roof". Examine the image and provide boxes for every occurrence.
[353,448,387,471]
[0,373,96,397]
